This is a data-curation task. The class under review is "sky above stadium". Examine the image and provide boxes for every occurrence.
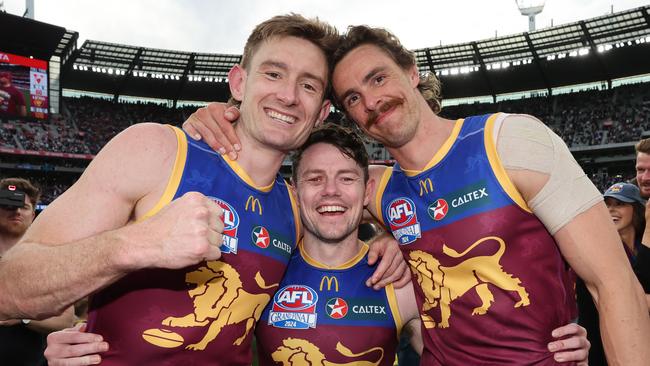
[3,0,650,53]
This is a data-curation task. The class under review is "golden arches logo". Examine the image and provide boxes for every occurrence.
[319,275,339,292]
[418,178,433,196]
[246,196,263,215]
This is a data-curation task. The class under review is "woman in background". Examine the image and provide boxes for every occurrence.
[577,182,649,366]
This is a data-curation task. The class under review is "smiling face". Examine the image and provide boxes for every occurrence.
[636,152,650,198]
[295,142,371,244]
[229,36,331,153]
[332,44,422,148]
[605,197,634,233]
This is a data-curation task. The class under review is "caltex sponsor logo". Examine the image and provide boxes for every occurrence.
[251,226,270,248]
[428,198,448,221]
[326,297,349,319]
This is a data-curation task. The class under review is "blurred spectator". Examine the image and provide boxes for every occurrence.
[1,83,650,207]
[633,139,650,309]
[0,71,27,118]
[577,182,649,366]
[0,178,74,366]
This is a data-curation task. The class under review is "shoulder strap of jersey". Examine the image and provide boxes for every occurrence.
[139,125,187,220]
[484,113,531,212]
[285,180,302,245]
[373,165,394,228]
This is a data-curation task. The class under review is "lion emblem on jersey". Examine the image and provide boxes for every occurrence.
[408,236,529,329]
[271,338,384,366]
[158,261,278,350]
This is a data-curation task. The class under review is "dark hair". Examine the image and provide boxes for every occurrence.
[332,25,442,113]
[291,123,369,185]
[0,177,41,209]
[632,202,646,242]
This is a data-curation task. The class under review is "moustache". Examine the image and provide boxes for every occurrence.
[366,98,404,127]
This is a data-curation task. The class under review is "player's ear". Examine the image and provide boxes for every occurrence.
[408,65,419,88]
[229,65,247,102]
[315,100,331,127]
[364,178,376,207]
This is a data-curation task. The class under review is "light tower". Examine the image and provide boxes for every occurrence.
[24,0,34,18]
[515,0,546,32]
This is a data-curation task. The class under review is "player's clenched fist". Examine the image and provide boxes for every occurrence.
[120,191,224,270]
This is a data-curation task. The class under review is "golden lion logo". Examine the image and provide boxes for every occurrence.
[271,338,384,366]
[408,236,529,329]
[157,261,278,350]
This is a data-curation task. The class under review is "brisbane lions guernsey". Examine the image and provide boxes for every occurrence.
[86,126,299,365]
[376,113,577,365]
[255,241,401,366]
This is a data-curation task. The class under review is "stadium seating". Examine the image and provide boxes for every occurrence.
[3,83,650,203]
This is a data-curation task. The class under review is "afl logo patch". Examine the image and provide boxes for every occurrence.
[269,285,318,329]
[208,197,239,254]
[385,197,421,245]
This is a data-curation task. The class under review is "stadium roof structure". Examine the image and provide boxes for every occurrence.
[416,4,650,100]
[60,5,650,104]
[0,11,68,61]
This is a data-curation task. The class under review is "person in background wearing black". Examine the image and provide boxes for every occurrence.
[633,139,650,304]
[0,178,74,366]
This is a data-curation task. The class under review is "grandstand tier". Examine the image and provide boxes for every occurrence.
[1,6,650,206]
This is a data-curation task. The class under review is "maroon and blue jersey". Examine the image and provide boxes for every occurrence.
[86,126,299,365]
[376,113,577,365]
[255,241,401,366]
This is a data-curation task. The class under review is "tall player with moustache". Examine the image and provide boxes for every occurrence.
[183,25,648,365]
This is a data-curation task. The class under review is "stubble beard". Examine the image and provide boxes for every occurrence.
[0,220,28,238]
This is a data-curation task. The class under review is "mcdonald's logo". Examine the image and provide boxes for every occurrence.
[245,196,263,215]
[319,275,339,292]
[419,178,434,196]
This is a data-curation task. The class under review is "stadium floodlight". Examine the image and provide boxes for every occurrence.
[515,0,545,31]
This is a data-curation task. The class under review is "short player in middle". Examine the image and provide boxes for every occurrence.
[254,124,419,366]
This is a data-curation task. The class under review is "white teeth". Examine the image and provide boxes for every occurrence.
[317,205,346,213]
[267,110,296,124]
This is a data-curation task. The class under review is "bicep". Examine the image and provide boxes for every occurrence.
[21,123,177,246]
[553,202,633,297]
[395,282,419,324]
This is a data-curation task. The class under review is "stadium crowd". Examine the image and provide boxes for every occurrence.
[1,83,649,203]
[440,82,650,147]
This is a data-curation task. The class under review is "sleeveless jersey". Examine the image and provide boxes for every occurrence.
[377,113,577,365]
[86,126,300,365]
[255,241,401,366]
